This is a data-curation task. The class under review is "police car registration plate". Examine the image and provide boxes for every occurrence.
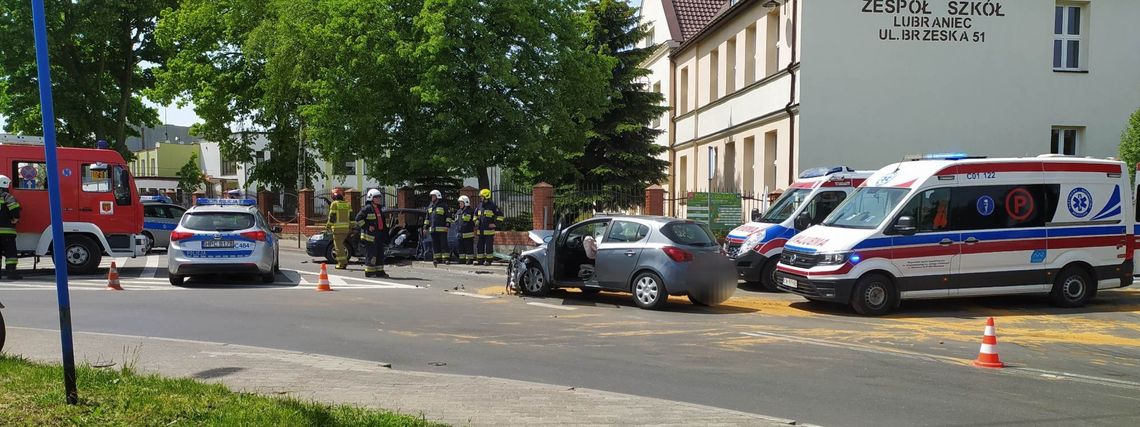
[203,240,235,249]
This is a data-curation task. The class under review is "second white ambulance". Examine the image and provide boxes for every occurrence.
[776,154,1135,315]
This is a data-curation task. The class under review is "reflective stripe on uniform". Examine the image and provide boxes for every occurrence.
[434,227,449,233]
[7,202,19,210]
[0,228,15,235]
[461,232,475,238]
[361,234,375,242]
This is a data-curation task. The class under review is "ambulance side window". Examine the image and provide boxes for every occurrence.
[12,161,48,190]
[895,188,952,233]
[951,185,1048,230]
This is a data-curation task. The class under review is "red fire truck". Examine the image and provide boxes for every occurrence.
[1,137,146,274]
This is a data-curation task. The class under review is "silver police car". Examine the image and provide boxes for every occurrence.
[167,199,280,286]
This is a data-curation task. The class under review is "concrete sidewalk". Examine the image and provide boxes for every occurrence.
[6,327,801,426]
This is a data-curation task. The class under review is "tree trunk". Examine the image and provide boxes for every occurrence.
[477,165,490,190]
[113,17,136,156]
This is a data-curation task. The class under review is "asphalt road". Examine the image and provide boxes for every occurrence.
[3,247,1140,426]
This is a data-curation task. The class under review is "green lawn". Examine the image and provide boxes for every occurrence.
[0,355,439,426]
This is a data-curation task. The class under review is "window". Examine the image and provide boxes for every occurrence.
[765,10,780,76]
[803,191,849,226]
[336,160,357,176]
[651,82,662,128]
[678,67,690,114]
[1053,4,1085,71]
[82,163,112,192]
[645,27,655,48]
[1051,127,1081,155]
[12,161,48,190]
[949,185,1056,230]
[895,188,953,232]
[182,212,255,231]
[149,158,156,176]
[661,221,717,247]
[760,188,810,223]
[709,49,719,102]
[606,221,650,243]
[221,160,238,176]
[823,187,910,229]
[113,165,132,206]
[744,25,757,85]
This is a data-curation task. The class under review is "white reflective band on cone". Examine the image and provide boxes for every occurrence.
[979,344,998,354]
[984,326,995,336]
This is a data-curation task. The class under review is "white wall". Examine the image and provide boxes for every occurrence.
[800,0,1140,170]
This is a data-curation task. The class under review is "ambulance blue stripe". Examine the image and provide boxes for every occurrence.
[1090,186,1121,221]
[1046,225,1125,237]
[784,244,817,254]
[851,226,1124,250]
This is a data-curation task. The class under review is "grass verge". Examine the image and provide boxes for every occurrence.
[0,355,439,426]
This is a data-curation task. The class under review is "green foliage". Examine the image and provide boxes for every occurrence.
[1119,106,1140,183]
[176,153,207,193]
[0,355,437,426]
[558,0,669,212]
[502,213,533,232]
[0,0,172,157]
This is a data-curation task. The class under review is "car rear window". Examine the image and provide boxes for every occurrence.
[182,212,255,232]
[661,222,717,247]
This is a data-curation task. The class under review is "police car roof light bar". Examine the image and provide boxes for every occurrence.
[195,198,256,206]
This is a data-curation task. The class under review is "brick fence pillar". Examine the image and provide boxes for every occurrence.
[257,190,275,220]
[299,188,315,226]
[397,186,416,230]
[346,189,362,214]
[644,185,665,216]
[533,182,554,230]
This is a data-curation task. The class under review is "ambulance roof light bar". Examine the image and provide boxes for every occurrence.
[195,198,256,206]
[904,152,987,161]
[798,166,855,179]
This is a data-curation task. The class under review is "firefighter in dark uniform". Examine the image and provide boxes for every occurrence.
[424,189,452,266]
[0,175,21,280]
[475,188,504,266]
[454,195,475,265]
[356,189,389,278]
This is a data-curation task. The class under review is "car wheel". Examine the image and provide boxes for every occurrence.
[759,258,782,292]
[261,271,276,283]
[632,271,668,310]
[169,275,185,286]
[520,264,550,296]
[63,235,101,275]
[324,244,336,265]
[274,257,281,273]
[851,273,896,316]
[1050,266,1094,308]
[687,294,711,306]
[141,231,155,255]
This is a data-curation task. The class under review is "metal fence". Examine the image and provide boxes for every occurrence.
[492,183,534,231]
[555,184,645,223]
[666,188,774,224]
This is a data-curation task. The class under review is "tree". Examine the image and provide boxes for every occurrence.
[151,0,322,194]
[176,153,207,194]
[0,0,175,156]
[557,0,668,212]
[1120,106,1140,183]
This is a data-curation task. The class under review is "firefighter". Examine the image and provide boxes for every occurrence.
[356,189,389,278]
[475,188,504,266]
[455,195,475,265]
[0,175,21,280]
[424,190,452,266]
[325,189,352,269]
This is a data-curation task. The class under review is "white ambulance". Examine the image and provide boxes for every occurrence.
[775,154,1135,315]
[723,167,872,291]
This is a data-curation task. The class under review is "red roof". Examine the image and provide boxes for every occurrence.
[671,0,729,41]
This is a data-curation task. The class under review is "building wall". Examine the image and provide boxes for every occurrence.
[130,142,199,178]
[800,0,1140,170]
[639,0,678,189]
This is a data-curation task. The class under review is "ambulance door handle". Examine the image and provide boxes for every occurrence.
[939,238,954,246]
[964,237,979,245]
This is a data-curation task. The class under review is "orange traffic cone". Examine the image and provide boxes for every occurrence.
[106,262,124,291]
[973,317,1004,368]
[316,263,333,292]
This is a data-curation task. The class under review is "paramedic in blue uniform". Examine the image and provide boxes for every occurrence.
[356,189,389,278]
[424,190,452,266]
[475,188,504,266]
[0,175,22,280]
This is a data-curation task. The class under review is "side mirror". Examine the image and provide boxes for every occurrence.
[272,226,283,233]
[794,212,812,231]
[894,216,916,236]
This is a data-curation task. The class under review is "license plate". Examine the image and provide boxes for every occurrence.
[782,277,799,289]
[202,240,235,249]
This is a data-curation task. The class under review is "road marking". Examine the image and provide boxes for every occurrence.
[112,257,129,268]
[321,272,420,289]
[328,275,348,286]
[451,292,494,299]
[141,255,160,278]
[739,331,1140,391]
[526,302,577,311]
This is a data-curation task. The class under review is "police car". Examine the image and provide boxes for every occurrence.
[167,198,281,286]
[141,196,187,254]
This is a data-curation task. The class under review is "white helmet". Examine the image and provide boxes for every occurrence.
[458,195,470,206]
[365,189,382,201]
[429,189,442,198]
[0,175,9,189]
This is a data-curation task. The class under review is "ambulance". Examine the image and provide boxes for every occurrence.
[775,154,1135,316]
[1,138,146,274]
[724,166,872,291]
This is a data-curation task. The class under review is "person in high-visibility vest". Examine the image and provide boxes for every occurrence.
[455,195,475,265]
[0,175,22,280]
[475,188,504,266]
[424,190,452,266]
[357,189,389,278]
[326,189,353,269]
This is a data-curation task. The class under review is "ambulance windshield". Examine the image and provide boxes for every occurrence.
[759,189,810,223]
[822,187,909,229]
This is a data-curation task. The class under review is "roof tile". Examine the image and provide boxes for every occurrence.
[671,0,729,40]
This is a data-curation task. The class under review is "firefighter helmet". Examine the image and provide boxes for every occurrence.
[365,189,382,201]
[0,174,9,189]
[479,188,491,199]
[429,189,442,198]
[458,195,470,206]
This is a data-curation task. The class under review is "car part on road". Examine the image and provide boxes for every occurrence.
[632,271,668,310]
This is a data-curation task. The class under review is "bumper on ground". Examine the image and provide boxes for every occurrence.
[774,270,856,303]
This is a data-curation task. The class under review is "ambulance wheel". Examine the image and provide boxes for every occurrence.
[851,273,896,316]
[64,235,101,275]
[1050,266,1094,308]
[760,258,781,292]
[169,275,185,286]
